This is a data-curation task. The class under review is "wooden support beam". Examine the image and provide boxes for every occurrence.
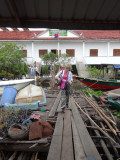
[30,153,36,160]
[0,138,48,144]
[17,152,24,160]
[8,152,17,160]
[0,143,49,152]
[94,129,114,160]
[9,0,21,26]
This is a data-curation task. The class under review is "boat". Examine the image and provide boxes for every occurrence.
[73,64,120,91]
[15,84,45,103]
[0,79,34,96]
[107,97,120,111]
[73,75,120,90]
[4,84,46,110]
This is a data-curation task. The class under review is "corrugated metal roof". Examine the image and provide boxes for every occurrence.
[1,0,120,29]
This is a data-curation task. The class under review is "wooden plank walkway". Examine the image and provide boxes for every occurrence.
[47,95,102,160]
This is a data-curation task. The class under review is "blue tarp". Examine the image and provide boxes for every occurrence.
[114,65,120,69]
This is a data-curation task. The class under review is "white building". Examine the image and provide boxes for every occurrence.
[0,29,120,75]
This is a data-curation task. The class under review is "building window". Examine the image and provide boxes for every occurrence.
[66,49,75,57]
[39,50,48,56]
[113,49,120,56]
[22,50,27,57]
[90,49,98,56]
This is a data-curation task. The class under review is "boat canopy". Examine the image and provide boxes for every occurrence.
[100,64,120,69]
[114,65,120,69]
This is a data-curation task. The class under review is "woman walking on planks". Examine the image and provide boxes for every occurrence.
[55,64,73,112]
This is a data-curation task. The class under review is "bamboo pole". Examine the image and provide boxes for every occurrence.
[80,95,117,135]
[74,101,117,145]
[81,94,116,125]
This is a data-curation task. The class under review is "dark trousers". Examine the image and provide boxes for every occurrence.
[60,83,71,109]
[36,71,39,76]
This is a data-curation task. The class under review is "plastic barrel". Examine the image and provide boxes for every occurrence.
[0,87,17,106]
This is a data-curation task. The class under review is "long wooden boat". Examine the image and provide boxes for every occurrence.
[73,75,120,90]
[0,79,34,96]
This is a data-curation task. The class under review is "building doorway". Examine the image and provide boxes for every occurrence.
[72,65,78,75]
[51,49,57,54]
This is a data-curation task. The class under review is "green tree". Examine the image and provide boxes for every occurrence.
[40,52,72,87]
[88,66,102,78]
[0,42,28,79]
[40,52,72,70]
[40,52,58,65]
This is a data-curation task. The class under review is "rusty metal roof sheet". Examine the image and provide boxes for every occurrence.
[1,0,120,30]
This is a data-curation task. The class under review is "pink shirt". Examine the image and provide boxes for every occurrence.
[62,72,67,80]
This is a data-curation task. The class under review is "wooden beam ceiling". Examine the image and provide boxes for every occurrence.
[9,0,21,26]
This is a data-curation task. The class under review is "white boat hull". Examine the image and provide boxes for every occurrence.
[0,79,34,96]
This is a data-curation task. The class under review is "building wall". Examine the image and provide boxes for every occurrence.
[1,40,120,65]
[85,42,108,57]
[109,42,120,56]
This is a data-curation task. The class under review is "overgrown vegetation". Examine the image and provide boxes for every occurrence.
[113,112,120,119]
[0,42,28,79]
[88,66,103,78]
[82,88,103,97]
[41,65,49,75]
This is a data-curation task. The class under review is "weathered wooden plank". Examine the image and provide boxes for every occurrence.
[61,110,74,160]
[70,97,102,160]
[47,113,64,160]
[17,152,24,160]
[71,117,87,160]
[0,144,49,152]
[8,152,17,160]
[95,129,114,160]
[57,101,61,112]
[48,92,61,117]
[30,153,36,160]
[0,138,48,144]
[22,152,31,160]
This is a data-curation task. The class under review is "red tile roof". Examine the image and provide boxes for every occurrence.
[74,30,120,39]
[0,31,43,40]
[0,30,120,40]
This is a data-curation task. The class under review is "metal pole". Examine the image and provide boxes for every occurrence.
[58,31,59,56]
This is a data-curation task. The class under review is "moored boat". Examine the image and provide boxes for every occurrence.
[107,97,120,111]
[0,79,34,96]
[4,84,46,110]
[73,75,120,91]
